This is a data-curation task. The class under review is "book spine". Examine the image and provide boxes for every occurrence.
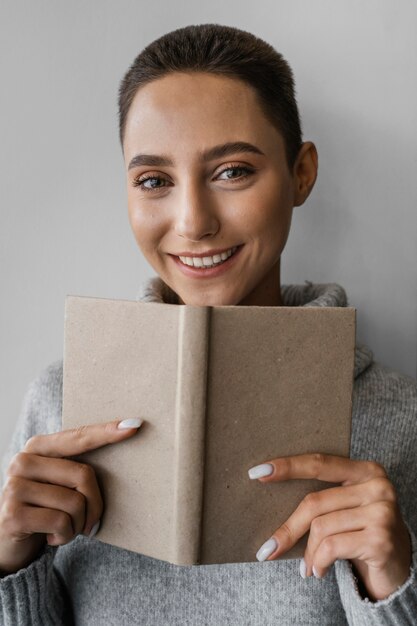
[171,306,210,565]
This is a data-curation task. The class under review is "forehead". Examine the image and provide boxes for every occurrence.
[123,72,284,159]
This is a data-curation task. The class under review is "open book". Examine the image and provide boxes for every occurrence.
[62,295,355,565]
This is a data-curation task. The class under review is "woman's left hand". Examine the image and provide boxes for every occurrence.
[249,454,412,601]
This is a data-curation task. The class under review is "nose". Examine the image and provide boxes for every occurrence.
[174,179,220,241]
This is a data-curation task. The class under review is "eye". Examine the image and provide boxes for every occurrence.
[132,164,255,192]
[132,173,171,192]
[215,164,255,183]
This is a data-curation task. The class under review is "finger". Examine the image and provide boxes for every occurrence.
[2,475,87,538]
[254,454,387,486]
[305,501,399,577]
[263,478,396,559]
[7,452,104,535]
[22,418,143,458]
[303,507,368,576]
[3,502,76,546]
[312,530,367,578]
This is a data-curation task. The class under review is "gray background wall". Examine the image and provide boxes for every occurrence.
[1,0,416,462]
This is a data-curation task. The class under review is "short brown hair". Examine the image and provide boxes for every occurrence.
[118,24,302,168]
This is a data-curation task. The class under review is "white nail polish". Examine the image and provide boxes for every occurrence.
[118,418,143,429]
[312,565,320,578]
[300,558,307,579]
[256,537,277,561]
[88,520,100,539]
[248,463,274,479]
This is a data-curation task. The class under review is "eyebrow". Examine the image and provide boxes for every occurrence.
[127,141,265,170]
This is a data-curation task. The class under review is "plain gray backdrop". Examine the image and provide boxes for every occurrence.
[1,0,416,462]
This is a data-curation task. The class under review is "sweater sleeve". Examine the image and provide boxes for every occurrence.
[0,360,73,626]
[334,360,417,625]
[335,523,417,625]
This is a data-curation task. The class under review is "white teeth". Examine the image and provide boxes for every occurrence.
[178,246,238,268]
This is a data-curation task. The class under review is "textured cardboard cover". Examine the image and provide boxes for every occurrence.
[62,296,355,565]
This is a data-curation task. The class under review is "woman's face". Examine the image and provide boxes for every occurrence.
[123,72,316,306]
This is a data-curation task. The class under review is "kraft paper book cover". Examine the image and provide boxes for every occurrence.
[62,295,356,566]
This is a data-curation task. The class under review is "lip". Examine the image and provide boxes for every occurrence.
[169,244,244,279]
[171,245,240,258]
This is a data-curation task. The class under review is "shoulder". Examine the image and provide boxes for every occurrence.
[28,358,63,407]
[29,358,63,390]
[354,360,417,415]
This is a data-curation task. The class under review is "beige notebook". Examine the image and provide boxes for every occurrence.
[62,296,356,565]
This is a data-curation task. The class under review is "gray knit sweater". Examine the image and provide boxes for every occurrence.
[1,279,417,626]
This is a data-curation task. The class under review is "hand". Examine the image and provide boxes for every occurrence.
[0,417,143,575]
[248,453,412,601]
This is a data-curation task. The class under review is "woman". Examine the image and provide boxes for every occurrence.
[1,24,416,625]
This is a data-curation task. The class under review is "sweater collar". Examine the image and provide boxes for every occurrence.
[137,276,373,378]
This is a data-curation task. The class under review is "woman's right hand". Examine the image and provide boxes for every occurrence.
[0,418,143,575]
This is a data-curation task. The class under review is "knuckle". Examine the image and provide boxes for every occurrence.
[23,435,41,453]
[302,491,320,514]
[310,516,324,539]
[72,425,89,438]
[369,477,396,502]
[279,522,293,545]
[381,480,397,503]
[0,512,16,534]
[68,489,86,513]
[54,511,72,536]
[77,462,96,484]
[2,475,24,500]
[7,452,30,476]
[311,453,326,478]
[366,461,387,478]
[373,501,396,527]
[0,498,20,524]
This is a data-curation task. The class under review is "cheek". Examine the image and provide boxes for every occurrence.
[243,183,294,270]
[263,205,293,258]
[127,199,166,252]
[242,180,293,239]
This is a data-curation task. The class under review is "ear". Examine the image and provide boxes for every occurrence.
[292,142,318,207]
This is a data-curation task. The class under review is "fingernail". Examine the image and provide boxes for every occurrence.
[256,537,278,561]
[300,558,307,579]
[248,463,274,479]
[88,520,101,539]
[312,565,321,578]
[117,418,143,430]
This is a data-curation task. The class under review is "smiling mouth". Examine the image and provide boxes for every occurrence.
[176,246,239,269]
